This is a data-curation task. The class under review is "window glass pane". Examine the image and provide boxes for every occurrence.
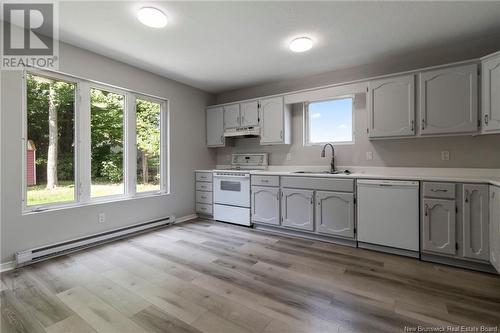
[26,74,76,206]
[136,98,161,193]
[308,98,353,144]
[90,88,124,197]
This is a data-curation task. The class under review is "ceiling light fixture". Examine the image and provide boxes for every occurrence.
[289,37,313,53]
[137,7,167,28]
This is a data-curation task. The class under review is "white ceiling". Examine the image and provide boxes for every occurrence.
[59,1,500,93]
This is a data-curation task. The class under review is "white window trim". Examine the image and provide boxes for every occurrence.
[88,83,128,200]
[303,95,355,146]
[133,94,168,196]
[22,68,170,214]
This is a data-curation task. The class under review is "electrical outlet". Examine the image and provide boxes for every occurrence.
[366,151,373,161]
[286,153,292,161]
[441,151,450,161]
[98,213,106,223]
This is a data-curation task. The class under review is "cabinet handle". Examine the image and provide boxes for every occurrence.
[280,130,283,139]
[430,189,447,193]
[424,204,429,216]
[201,196,207,199]
[464,190,469,203]
[410,120,414,132]
[261,179,269,183]
[421,118,426,130]
[220,135,224,143]
[484,114,489,125]
[310,197,313,205]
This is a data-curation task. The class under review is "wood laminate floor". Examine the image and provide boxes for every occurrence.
[1,219,500,333]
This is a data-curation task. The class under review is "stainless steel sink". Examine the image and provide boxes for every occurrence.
[293,170,351,175]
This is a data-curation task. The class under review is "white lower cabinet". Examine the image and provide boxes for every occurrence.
[251,186,280,225]
[490,186,500,273]
[422,198,457,256]
[315,191,355,238]
[422,182,491,266]
[281,188,314,231]
[462,184,489,261]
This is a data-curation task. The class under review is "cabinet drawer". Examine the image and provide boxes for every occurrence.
[196,182,213,191]
[281,177,354,192]
[423,182,455,199]
[196,203,212,215]
[196,172,212,182]
[251,175,279,187]
[196,191,212,204]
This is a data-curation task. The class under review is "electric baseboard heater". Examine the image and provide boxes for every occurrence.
[15,216,175,267]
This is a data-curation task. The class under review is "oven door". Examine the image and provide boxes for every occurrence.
[213,174,250,207]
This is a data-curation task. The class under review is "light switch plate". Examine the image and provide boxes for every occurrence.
[441,151,450,161]
[366,151,373,161]
[286,153,292,161]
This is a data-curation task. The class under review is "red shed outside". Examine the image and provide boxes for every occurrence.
[27,140,36,186]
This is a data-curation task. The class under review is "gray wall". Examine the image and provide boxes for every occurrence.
[0,42,216,264]
[215,42,500,170]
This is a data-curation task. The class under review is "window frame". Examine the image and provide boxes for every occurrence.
[22,68,170,213]
[88,84,128,201]
[303,95,355,146]
[22,70,81,212]
[133,94,168,197]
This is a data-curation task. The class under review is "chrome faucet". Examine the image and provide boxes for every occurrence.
[321,143,335,173]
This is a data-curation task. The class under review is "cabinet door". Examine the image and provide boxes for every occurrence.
[463,184,489,261]
[223,104,240,129]
[260,96,284,144]
[419,64,478,135]
[251,186,280,225]
[206,107,225,147]
[490,186,500,273]
[281,188,314,231]
[422,199,456,255]
[315,191,354,238]
[240,101,259,127]
[482,54,500,133]
[368,74,415,138]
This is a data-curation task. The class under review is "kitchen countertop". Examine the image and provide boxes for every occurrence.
[199,166,500,187]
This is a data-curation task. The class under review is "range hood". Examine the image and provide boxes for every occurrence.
[224,126,260,137]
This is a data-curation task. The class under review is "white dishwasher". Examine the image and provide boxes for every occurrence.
[357,179,419,256]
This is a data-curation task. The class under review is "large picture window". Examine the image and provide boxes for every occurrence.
[136,98,162,193]
[90,88,125,198]
[304,97,354,145]
[26,74,76,207]
[23,70,168,211]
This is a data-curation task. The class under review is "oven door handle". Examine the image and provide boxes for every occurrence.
[214,175,250,179]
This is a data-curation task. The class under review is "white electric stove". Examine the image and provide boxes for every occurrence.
[213,153,268,226]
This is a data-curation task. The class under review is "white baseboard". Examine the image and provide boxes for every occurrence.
[175,213,198,224]
[0,261,15,273]
[0,213,199,273]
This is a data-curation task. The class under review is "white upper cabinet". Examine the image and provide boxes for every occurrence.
[368,74,415,138]
[206,107,225,147]
[223,104,240,129]
[482,52,500,134]
[240,101,259,127]
[260,96,291,145]
[419,64,478,135]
